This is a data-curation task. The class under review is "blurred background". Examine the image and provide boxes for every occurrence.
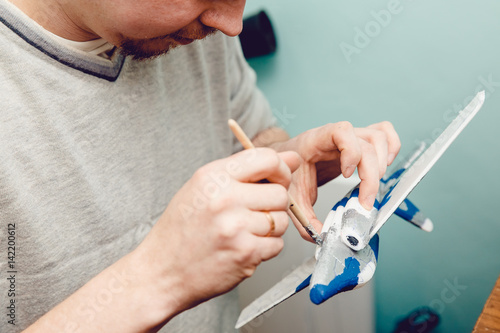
[237,0,500,332]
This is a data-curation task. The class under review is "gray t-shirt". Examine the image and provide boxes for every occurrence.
[0,1,275,331]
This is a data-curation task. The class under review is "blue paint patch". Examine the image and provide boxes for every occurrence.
[295,274,312,292]
[394,198,419,222]
[309,257,360,305]
[381,168,404,184]
[332,188,360,211]
[379,180,399,208]
[332,196,348,211]
[369,233,380,261]
[379,193,391,208]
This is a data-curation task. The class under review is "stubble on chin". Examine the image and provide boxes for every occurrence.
[118,25,218,61]
[118,38,177,61]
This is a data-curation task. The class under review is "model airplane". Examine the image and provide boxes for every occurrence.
[236,91,485,329]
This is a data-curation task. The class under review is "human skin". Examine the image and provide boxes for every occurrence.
[8,0,246,58]
[8,0,401,331]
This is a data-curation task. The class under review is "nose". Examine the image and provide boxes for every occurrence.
[199,0,246,36]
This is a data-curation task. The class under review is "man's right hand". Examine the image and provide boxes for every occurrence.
[134,148,302,322]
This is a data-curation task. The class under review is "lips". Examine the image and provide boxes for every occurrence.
[171,35,195,45]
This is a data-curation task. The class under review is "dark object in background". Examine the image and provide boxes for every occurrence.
[393,307,440,333]
[239,10,277,59]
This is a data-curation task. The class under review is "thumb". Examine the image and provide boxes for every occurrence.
[288,182,322,243]
[288,210,323,243]
[277,151,302,173]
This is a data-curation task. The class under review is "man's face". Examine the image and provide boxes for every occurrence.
[66,0,246,59]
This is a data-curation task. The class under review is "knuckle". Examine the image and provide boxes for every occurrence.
[260,148,281,170]
[348,146,363,161]
[192,167,207,184]
[192,164,212,184]
[379,120,395,131]
[323,123,336,133]
[275,187,289,209]
[335,121,353,131]
[325,121,354,135]
[372,129,388,143]
[361,140,376,154]
[237,243,260,266]
[208,194,233,214]
[242,266,257,279]
[216,219,239,241]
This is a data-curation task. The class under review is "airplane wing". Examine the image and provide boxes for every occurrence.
[235,257,316,329]
[370,90,485,237]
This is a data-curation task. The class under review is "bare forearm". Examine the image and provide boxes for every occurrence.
[252,127,307,161]
[23,247,182,333]
[251,126,290,148]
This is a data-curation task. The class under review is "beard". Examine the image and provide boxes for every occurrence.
[119,24,217,61]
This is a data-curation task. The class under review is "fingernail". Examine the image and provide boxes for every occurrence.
[361,195,376,210]
[387,153,396,165]
[343,165,356,177]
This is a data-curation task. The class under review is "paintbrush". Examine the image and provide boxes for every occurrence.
[228,119,322,245]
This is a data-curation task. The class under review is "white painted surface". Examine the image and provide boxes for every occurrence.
[238,175,375,333]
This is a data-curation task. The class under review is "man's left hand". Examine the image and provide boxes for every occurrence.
[258,121,401,242]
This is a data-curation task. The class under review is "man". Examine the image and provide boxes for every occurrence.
[0,0,400,332]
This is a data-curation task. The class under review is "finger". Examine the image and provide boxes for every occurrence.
[288,210,323,243]
[227,148,293,188]
[255,236,285,261]
[310,122,363,178]
[277,151,302,174]
[287,181,323,243]
[234,182,289,212]
[357,139,380,210]
[246,211,289,237]
[367,121,401,165]
[354,128,389,178]
[220,209,288,238]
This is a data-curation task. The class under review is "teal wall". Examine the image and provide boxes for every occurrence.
[244,0,500,332]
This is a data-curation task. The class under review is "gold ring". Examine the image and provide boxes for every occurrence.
[264,212,275,237]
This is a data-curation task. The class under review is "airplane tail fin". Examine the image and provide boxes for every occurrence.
[378,143,433,232]
[394,198,433,232]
